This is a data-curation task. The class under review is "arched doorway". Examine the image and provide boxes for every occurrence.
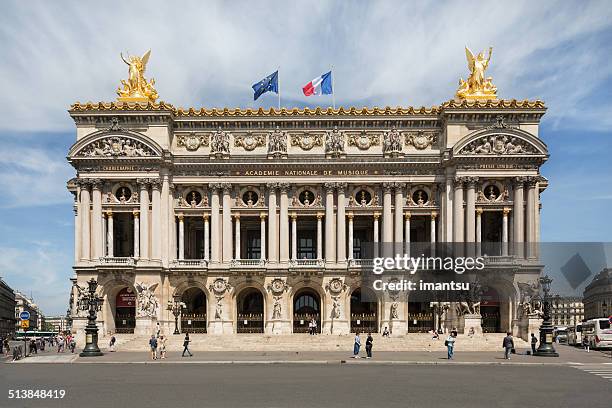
[481,287,501,333]
[293,289,321,333]
[350,288,379,333]
[181,287,207,333]
[115,287,136,333]
[237,288,264,333]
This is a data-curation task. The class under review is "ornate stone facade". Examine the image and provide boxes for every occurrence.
[67,97,549,341]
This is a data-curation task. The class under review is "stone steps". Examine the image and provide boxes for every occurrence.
[102,333,528,352]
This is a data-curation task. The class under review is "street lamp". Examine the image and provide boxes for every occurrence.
[534,275,559,357]
[167,296,185,335]
[79,278,104,357]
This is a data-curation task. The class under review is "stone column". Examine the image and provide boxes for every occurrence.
[502,207,510,256]
[430,212,437,244]
[161,174,170,266]
[133,210,140,258]
[445,175,454,242]
[209,185,221,263]
[347,212,354,260]
[526,177,537,258]
[279,183,290,263]
[324,183,335,264]
[178,213,185,260]
[151,180,162,260]
[74,203,80,263]
[373,212,380,258]
[106,211,114,257]
[260,213,267,260]
[91,179,103,259]
[234,213,241,260]
[382,183,393,245]
[137,179,150,259]
[267,183,278,263]
[512,177,525,258]
[394,183,404,247]
[80,181,91,261]
[453,177,464,247]
[203,214,210,261]
[316,212,323,260]
[404,212,411,256]
[222,184,232,263]
[291,213,297,260]
[465,177,477,244]
[336,183,347,263]
[476,208,483,256]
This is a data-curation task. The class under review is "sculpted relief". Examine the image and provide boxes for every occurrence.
[78,136,156,157]
[460,134,537,155]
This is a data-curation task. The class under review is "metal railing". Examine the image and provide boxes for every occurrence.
[237,313,264,333]
[407,312,434,333]
[181,313,207,333]
[350,313,378,333]
[293,313,321,333]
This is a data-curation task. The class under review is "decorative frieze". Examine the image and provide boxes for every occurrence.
[347,131,380,150]
[460,134,537,155]
[234,132,265,151]
[78,136,156,157]
[405,130,437,150]
[290,133,323,150]
[176,133,209,151]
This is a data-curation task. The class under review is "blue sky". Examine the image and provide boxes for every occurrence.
[1,1,611,314]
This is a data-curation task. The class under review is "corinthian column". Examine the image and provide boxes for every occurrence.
[133,210,140,258]
[465,177,477,257]
[502,207,510,256]
[279,183,290,263]
[476,208,483,256]
[267,183,278,263]
[513,177,525,258]
[382,183,393,257]
[203,214,210,261]
[373,212,380,258]
[526,177,537,258]
[137,179,150,259]
[209,184,220,263]
[106,211,114,257]
[234,213,241,260]
[336,183,347,263]
[347,212,354,260]
[453,177,465,246]
[316,212,323,260]
[91,179,103,259]
[221,184,233,263]
[178,213,185,260]
[404,212,411,256]
[151,179,162,260]
[161,174,170,266]
[324,183,336,264]
[394,183,404,247]
[260,213,266,260]
[291,213,297,261]
[80,180,91,261]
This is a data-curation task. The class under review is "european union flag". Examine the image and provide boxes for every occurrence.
[252,71,278,101]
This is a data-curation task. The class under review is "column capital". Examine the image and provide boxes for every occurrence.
[431,211,438,220]
[234,213,241,220]
[382,182,394,192]
[105,210,113,218]
[476,207,483,215]
[323,182,336,193]
[177,213,184,221]
[347,212,354,220]
[453,176,467,188]
[278,182,291,193]
[503,207,512,215]
[290,212,297,220]
[136,178,150,188]
[132,210,140,218]
[220,183,233,193]
[90,178,104,190]
[465,176,479,188]
[203,213,210,221]
[513,176,527,187]
[316,212,324,219]
[373,212,381,220]
[404,212,412,220]
[259,212,267,220]
[525,176,539,188]
[151,178,162,190]
[335,182,348,193]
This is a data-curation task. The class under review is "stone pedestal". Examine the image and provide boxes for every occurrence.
[266,319,291,335]
[135,317,155,336]
[323,319,349,335]
[517,315,543,342]
[462,314,482,335]
[387,319,406,335]
[72,318,88,348]
[208,320,233,335]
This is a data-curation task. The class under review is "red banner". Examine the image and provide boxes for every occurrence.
[116,287,136,308]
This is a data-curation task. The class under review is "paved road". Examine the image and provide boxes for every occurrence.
[2,363,611,408]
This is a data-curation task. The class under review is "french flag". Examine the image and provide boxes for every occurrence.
[302,71,333,96]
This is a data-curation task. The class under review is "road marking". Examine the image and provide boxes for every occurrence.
[573,365,612,382]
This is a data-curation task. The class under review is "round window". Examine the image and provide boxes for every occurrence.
[412,190,428,205]
[355,190,372,206]
[242,191,259,206]
[485,185,500,200]
[299,190,314,206]
[187,191,202,206]
[115,187,132,202]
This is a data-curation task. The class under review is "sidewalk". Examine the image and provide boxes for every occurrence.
[11,344,611,365]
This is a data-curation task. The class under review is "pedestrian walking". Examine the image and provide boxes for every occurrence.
[503,332,514,360]
[530,333,538,355]
[353,332,361,358]
[365,333,373,359]
[69,338,76,353]
[159,335,167,359]
[156,322,161,338]
[149,335,158,360]
[445,332,456,359]
[582,334,590,352]
[308,319,314,335]
[182,333,193,357]
[57,335,64,353]
[30,339,37,354]
[109,335,116,352]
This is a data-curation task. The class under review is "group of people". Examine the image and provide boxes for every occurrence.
[1,334,76,362]
[307,318,318,335]
[352,332,374,359]
[147,331,194,360]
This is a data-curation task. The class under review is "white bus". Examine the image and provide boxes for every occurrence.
[567,323,582,346]
[582,318,612,349]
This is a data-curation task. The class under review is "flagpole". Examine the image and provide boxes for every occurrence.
[331,65,336,110]
[277,66,281,111]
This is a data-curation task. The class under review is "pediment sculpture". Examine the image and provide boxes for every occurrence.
[78,136,156,157]
[460,134,537,155]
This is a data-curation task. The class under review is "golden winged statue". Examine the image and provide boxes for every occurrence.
[456,46,497,100]
[117,50,159,102]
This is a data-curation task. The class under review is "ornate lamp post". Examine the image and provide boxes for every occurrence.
[65,308,73,334]
[167,296,185,335]
[79,278,104,357]
[534,275,559,357]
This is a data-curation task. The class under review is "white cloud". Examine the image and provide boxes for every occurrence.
[0,1,611,132]
[0,144,75,208]
[0,244,72,315]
